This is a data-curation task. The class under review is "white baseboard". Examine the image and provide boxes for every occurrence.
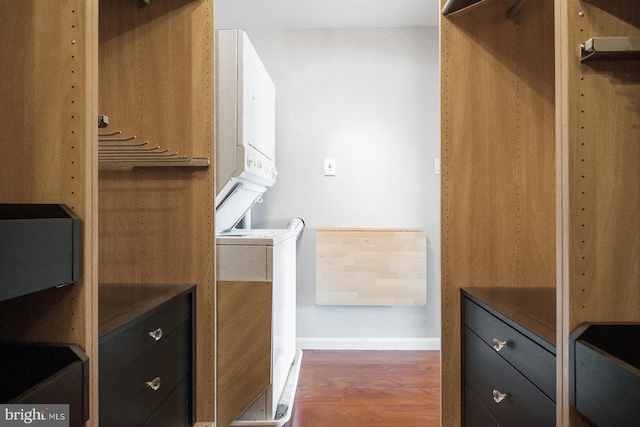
[296,337,440,351]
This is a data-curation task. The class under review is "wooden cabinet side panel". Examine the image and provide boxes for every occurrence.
[517,0,556,286]
[562,0,640,331]
[217,281,272,427]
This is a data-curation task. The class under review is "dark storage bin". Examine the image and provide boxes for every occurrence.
[0,204,80,303]
[570,324,640,427]
[0,343,89,427]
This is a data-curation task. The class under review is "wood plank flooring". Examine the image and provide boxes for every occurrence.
[289,350,441,427]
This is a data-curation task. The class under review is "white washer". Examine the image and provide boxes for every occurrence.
[216,229,302,426]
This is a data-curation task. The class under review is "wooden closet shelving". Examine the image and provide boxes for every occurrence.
[98,0,216,423]
[441,0,640,425]
[0,0,99,422]
[0,0,216,425]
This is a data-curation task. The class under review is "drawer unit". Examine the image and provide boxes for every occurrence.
[100,294,190,382]
[465,327,555,427]
[464,298,555,400]
[141,377,190,427]
[464,384,499,427]
[101,322,189,426]
[462,288,556,427]
[99,284,195,427]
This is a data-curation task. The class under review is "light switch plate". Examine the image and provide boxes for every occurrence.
[324,158,336,176]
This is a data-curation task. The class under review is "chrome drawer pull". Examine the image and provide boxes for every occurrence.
[492,338,507,352]
[492,389,508,403]
[146,377,161,391]
[148,328,163,341]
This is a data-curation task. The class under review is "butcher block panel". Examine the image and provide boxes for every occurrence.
[316,229,427,306]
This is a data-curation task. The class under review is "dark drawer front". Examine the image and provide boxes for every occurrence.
[0,204,80,303]
[100,322,190,427]
[574,340,640,427]
[100,294,190,381]
[464,383,499,427]
[465,327,555,427]
[464,298,555,400]
[142,377,190,427]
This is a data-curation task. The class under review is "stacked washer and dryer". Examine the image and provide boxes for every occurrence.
[215,29,303,426]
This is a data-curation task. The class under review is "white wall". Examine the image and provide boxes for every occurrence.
[245,27,441,349]
[215,0,439,28]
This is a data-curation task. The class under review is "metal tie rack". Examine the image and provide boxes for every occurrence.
[98,130,209,168]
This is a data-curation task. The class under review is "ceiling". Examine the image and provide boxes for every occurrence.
[214,0,442,29]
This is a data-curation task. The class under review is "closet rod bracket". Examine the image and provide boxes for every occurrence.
[98,115,109,129]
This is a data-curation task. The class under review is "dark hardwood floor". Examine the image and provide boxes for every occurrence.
[289,350,441,427]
